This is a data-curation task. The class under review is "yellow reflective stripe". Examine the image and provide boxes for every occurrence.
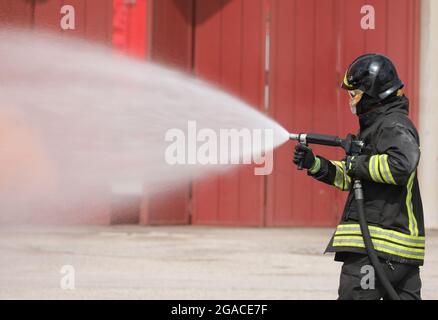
[333,235,425,260]
[330,161,350,191]
[332,161,343,168]
[378,155,391,184]
[369,154,397,185]
[335,166,344,190]
[368,156,374,181]
[330,161,344,190]
[381,154,397,185]
[335,229,425,248]
[406,172,419,237]
[372,155,384,183]
[334,236,424,254]
[337,223,425,241]
[368,156,379,182]
[332,237,424,260]
[341,161,351,190]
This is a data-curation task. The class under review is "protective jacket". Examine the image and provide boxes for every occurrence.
[310,96,425,265]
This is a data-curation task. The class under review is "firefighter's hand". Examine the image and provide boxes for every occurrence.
[293,144,316,169]
[345,156,358,177]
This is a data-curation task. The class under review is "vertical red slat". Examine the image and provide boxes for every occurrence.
[192,0,266,226]
[266,0,295,226]
[0,0,33,26]
[112,0,128,52]
[150,0,193,69]
[86,0,113,44]
[34,0,63,30]
[137,0,191,225]
[113,0,148,59]
[268,0,339,226]
[193,0,222,81]
[289,0,315,225]
[311,0,340,225]
[191,0,223,225]
[268,0,318,226]
[217,0,242,224]
[127,0,148,58]
[238,0,265,225]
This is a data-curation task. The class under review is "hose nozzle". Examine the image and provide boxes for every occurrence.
[289,132,364,155]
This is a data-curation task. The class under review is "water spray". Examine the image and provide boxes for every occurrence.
[289,131,400,300]
[0,30,289,224]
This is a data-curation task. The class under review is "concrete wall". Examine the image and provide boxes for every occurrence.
[419,0,438,229]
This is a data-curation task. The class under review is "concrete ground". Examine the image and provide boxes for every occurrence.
[0,226,437,300]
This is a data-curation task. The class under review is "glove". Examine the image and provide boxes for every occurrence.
[345,156,358,177]
[293,144,316,170]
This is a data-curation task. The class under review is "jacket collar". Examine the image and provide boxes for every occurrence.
[358,96,409,130]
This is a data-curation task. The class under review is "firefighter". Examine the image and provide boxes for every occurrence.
[293,53,425,300]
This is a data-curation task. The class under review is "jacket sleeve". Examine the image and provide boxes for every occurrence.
[308,156,351,191]
[350,123,420,186]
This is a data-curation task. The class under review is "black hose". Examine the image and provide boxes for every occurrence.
[354,180,400,300]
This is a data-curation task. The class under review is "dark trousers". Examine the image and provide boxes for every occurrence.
[338,253,422,300]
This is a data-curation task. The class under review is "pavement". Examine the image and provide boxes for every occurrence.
[0,225,437,300]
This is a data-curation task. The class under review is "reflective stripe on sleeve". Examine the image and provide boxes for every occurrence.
[330,161,350,191]
[369,155,384,183]
[380,154,397,185]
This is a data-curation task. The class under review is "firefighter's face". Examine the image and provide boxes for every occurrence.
[348,89,364,114]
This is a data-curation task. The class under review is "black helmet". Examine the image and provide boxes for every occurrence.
[341,53,404,100]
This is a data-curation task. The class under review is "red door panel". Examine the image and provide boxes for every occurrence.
[191,0,266,226]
